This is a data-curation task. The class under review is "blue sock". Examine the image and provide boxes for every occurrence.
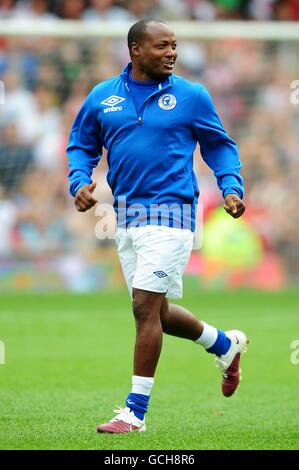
[206,329,231,356]
[126,392,150,420]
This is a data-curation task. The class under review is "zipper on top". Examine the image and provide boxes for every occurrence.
[125,81,171,126]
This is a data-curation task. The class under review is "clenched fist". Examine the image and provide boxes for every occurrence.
[224,194,245,219]
[75,181,98,212]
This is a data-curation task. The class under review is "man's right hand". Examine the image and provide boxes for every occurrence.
[75,182,98,212]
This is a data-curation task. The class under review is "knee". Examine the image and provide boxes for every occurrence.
[132,297,151,324]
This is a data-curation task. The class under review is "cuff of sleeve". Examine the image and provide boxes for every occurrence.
[70,178,92,197]
[223,187,244,199]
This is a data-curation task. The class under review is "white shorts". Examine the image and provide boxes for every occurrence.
[115,225,194,299]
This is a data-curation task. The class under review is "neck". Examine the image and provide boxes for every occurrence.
[131,63,156,82]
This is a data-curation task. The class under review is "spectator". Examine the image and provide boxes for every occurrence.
[12,0,56,20]
[0,0,17,19]
[82,0,131,21]
[58,0,86,20]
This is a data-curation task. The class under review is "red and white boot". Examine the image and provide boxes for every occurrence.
[215,330,249,397]
[97,406,146,434]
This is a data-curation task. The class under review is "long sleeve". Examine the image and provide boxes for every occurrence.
[67,89,102,197]
[193,85,244,199]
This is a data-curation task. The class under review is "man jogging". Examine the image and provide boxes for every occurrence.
[67,18,248,434]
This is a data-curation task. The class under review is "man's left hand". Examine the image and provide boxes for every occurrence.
[224,194,245,219]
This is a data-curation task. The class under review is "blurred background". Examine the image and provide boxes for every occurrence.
[0,0,298,292]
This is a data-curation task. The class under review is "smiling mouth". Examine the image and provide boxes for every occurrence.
[163,62,175,70]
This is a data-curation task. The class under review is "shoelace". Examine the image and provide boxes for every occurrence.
[215,358,228,378]
[110,406,135,423]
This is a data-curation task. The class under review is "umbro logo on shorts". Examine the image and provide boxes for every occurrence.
[153,271,168,278]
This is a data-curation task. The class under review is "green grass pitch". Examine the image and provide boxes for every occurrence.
[0,287,298,450]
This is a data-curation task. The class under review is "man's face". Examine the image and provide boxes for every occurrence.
[132,22,178,80]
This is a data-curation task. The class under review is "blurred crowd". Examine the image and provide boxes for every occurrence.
[0,0,299,21]
[0,21,298,286]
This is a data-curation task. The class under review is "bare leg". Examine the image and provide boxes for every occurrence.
[160,298,203,340]
[132,288,166,377]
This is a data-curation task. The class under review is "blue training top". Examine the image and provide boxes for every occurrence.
[67,63,244,231]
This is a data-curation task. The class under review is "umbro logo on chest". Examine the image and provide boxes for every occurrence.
[101,95,126,113]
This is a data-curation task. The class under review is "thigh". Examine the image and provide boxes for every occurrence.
[115,228,137,297]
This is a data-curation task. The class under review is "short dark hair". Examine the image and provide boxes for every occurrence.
[127,18,166,52]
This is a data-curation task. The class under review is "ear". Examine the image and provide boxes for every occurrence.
[130,42,142,57]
